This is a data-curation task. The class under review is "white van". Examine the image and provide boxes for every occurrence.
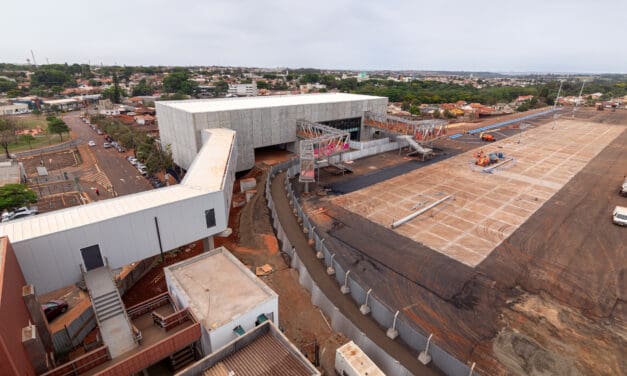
[613,206,627,226]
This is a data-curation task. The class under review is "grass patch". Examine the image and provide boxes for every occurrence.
[6,115,69,153]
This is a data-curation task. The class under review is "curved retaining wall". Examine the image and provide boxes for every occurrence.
[266,159,475,376]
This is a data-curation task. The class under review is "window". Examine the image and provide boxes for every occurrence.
[205,209,216,228]
[233,325,245,336]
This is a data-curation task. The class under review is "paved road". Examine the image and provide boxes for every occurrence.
[64,112,151,196]
[270,171,441,376]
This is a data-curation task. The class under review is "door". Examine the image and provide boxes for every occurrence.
[81,245,104,271]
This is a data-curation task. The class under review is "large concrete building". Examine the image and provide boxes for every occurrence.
[156,93,387,171]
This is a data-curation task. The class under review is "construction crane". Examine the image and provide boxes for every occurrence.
[551,80,564,129]
[572,81,585,117]
[30,50,37,67]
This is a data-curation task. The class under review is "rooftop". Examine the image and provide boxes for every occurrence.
[157,93,385,113]
[178,321,319,376]
[0,129,235,243]
[337,341,385,376]
[165,247,277,330]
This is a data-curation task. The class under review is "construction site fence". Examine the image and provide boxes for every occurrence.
[265,160,473,376]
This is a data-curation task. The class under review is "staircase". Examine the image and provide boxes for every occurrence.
[84,267,137,358]
[398,135,433,158]
[92,291,125,322]
[169,345,196,371]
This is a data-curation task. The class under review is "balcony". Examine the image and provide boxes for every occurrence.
[42,293,201,376]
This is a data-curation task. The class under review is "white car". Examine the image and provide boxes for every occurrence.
[127,156,138,165]
[613,206,627,226]
[137,165,148,176]
[1,207,38,222]
[88,140,96,147]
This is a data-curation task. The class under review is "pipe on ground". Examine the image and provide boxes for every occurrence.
[391,195,453,229]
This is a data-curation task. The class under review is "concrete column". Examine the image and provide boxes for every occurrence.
[202,236,215,252]
[22,285,53,352]
[22,324,49,374]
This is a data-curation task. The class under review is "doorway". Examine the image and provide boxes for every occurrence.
[80,244,104,271]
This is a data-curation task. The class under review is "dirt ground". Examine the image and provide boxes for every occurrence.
[120,165,347,374]
[214,167,347,374]
[301,108,626,375]
[121,241,203,307]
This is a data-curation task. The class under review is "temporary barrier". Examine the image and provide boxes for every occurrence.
[265,159,476,375]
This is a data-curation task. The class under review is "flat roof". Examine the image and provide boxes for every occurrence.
[0,129,235,243]
[165,247,277,329]
[157,93,385,114]
[337,341,385,376]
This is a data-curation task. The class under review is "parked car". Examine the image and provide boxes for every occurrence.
[127,156,138,165]
[103,142,112,148]
[1,206,38,222]
[88,140,96,147]
[96,129,103,135]
[111,141,118,147]
[116,146,126,153]
[137,165,148,176]
[613,206,627,226]
[148,176,163,188]
[104,135,113,143]
[42,299,68,322]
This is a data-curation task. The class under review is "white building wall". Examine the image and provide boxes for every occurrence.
[206,298,278,355]
[11,190,228,293]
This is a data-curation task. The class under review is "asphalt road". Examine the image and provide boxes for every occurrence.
[64,112,152,196]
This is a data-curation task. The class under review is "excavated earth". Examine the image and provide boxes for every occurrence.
[304,109,626,375]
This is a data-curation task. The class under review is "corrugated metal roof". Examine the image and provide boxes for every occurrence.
[0,129,236,243]
[158,93,385,114]
[202,333,314,376]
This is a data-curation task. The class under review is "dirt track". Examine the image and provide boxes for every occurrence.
[303,109,626,375]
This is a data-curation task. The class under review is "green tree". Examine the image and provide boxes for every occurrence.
[163,69,197,95]
[0,78,17,93]
[0,184,37,211]
[131,78,153,96]
[213,81,229,96]
[112,71,122,103]
[0,116,19,158]
[47,116,70,141]
[256,80,269,90]
[20,134,36,149]
[31,68,74,88]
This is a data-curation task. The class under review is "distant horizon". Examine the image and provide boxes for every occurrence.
[1,61,624,76]
[1,1,625,74]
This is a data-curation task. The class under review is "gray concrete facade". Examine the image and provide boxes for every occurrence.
[156,93,388,171]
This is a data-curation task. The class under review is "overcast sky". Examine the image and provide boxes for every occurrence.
[2,0,626,73]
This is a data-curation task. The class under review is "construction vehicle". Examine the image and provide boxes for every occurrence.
[480,132,496,142]
[475,150,503,167]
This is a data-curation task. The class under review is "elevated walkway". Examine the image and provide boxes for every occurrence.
[84,266,137,358]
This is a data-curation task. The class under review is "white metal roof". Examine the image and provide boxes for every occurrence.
[0,129,235,243]
[157,93,385,114]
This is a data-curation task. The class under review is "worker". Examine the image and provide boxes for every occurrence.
[95,188,100,196]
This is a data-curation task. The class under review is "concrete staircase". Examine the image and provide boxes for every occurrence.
[398,135,433,158]
[84,267,137,358]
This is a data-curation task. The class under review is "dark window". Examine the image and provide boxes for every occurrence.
[205,209,216,228]
[320,117,362,140]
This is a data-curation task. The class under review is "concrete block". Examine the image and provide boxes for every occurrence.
[240,178,257,192]
[360,304,371,315]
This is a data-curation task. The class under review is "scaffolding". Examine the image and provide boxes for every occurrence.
[363,112,448,143]
[296,119,350,185]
